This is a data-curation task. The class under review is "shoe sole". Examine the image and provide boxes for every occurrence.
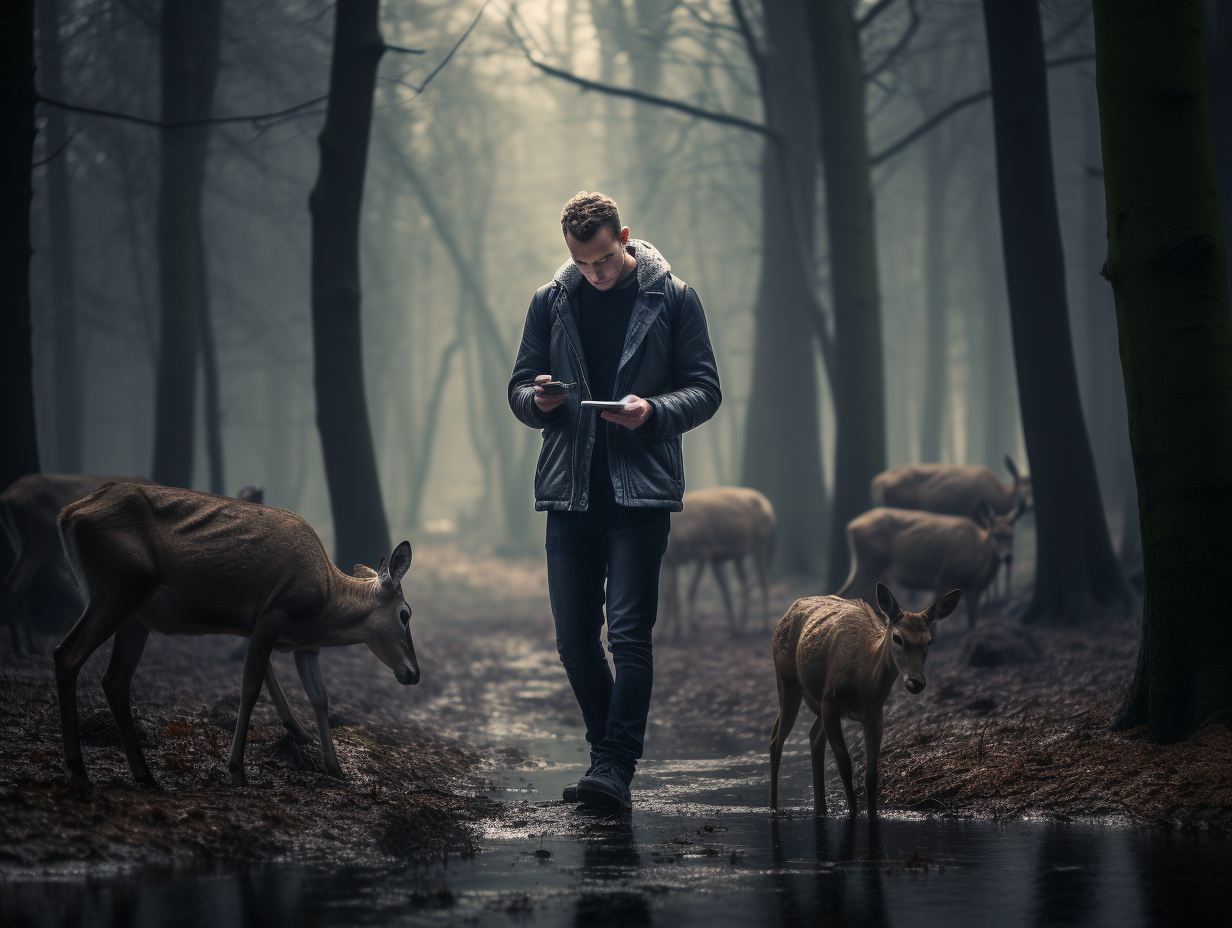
[575,782,631,814]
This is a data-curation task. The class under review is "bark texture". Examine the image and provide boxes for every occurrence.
[807,0,887,589]
[741,0,829,577]
[37,0,80,472]
[1095,0,1232,741]
[982,0,1129,625]
[0,0,42,490]
[151,0,222,488]
[310,0,391,569]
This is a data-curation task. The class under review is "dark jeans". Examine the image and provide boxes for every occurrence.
[546,504,670,769]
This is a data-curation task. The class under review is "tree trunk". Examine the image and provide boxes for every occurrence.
[151,0,222,488]
[1206,0,1232,306]
[806,0,887,589]
[1095,0,1232,741]
[0,0,41,491]
[309,0,391,569]
[36,0,80,472]
[975,196,1016,470]
[198,236,224,495]
[919,128,950,463]
[981,0,1130,625]
[741,0,828,577]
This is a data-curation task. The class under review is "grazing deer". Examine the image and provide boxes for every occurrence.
[769,583,960,817]
[837,502,1015,629]
[660,487,775,637]
[1,474,155,656]
[870,456,1032,519]
[54,482,419,787]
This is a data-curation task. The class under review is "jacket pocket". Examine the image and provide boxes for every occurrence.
[534,423,571,501]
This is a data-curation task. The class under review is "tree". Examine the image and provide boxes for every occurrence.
[740,0,830,577]
[309,0,391,570]
[1095,0,1232,741]
[1,0,41,491]
[151,0,223,488]
[805,0,887,589]
[36,0,80,473]
[981,0,1130,625]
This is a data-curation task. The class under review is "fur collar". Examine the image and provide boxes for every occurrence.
[552,239,671,295]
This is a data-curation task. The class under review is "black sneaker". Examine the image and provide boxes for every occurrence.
[563,753,600,803]
[575,758,633,814]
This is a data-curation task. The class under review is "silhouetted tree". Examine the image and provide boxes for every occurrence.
[1096,0,1232,742]
[982,0,1130,625]
[151,0,223,488]
[36,0,80,472]
[1,0,41,491]
[1206,1,1232,305]
[806,0,887,588]
[310,0,391,569]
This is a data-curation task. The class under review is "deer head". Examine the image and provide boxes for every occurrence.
[353,541,419,685]
[876,582,961,694]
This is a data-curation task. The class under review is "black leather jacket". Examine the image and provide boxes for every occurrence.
[508,240,722,512]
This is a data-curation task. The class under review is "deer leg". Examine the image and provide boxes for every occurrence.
[730,556,750,637]
[769,673,804,811]
[263,662,313,744]
[54,589,152,782]
[863,709,885,820]
[684,560,706,634]
[294,648,344,780]
[807,714,828,817]
[228,613,288,786]
[711,560,737,636]
[101,619,155,788]
[754,543,772,634]
[822,707,858,817]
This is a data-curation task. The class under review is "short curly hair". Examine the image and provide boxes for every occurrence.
[560,191,622,243]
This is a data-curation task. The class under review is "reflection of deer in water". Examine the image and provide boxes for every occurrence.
[769,584,960,817]
[54,482,420,787]
[660,487,775,637]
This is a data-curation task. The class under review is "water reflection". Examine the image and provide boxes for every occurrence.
[573,819,651,927]
[769,817,887,928]
[1029,823,1101,927]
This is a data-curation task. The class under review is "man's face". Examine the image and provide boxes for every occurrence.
[565,226,630,291]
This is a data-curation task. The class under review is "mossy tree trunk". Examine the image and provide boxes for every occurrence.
[1095,0,1232,742]
[981,0,1130,625]
[0,0,40,490]
[309,0,391,569]
[805,0,887,589]
[151,0,222,489]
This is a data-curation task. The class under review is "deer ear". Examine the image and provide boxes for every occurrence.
[388,541,412,586]
[353,564,378,579]
[1004,455,1019,481]
[876,582,902,625]
[925,589,962,624]
[377,555,392,589]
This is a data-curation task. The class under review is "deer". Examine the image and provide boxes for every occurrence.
[1,473,156,656]
[870,456,1032,519]
[54,482,419,788]
[769,583,961,817]
[660,486,775,637]
[836,501,1016,629]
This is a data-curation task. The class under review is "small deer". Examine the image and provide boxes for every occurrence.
[769,583,960,817]
[870,456,1032,519]
[660,486,775,637]
[836,502,1016,628]
[54,482,419,787]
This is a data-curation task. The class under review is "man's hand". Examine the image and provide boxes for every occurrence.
[602,395,651,430]
[533,374,568,412]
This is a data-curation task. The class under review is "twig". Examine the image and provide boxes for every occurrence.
[1,67,36,121]
[863,0,920,82]
[857,0,901,31]
[34,93,328,130]
[32,131,76,169]
[406,0,490,95]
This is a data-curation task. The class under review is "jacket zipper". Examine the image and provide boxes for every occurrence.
[556,299,593,510]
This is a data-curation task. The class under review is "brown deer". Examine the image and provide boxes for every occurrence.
[870,456,1032,519]
[54,482,419,787]
[660,487,775,637]
[836,502,1015,629]
[1,474,155,656]
[769,583,960,817]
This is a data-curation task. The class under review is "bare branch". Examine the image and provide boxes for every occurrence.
[32,131,75,168]
[863,0,920,82]
[35,93,328,129]
[405,0,489,95]
[385,44,426,55]
[857,0,900,31]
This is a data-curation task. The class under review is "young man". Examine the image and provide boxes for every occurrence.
[508,192,722,814]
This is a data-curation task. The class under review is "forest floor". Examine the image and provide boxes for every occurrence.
[1,538,1228,875]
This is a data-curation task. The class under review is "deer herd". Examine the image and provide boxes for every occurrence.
[1,456,1030,818]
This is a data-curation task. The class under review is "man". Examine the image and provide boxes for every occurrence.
[508,192,721,814]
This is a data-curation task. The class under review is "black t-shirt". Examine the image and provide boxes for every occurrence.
[575,266,639,508]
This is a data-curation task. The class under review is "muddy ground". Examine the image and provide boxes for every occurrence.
[1,541,1228,873]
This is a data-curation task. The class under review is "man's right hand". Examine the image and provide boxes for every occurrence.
[533,374,568,412]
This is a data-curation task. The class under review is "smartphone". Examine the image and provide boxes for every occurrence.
[537,381,570,396]
[580,400,631,410]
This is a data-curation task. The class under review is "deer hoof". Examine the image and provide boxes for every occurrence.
[229,768,248,787]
